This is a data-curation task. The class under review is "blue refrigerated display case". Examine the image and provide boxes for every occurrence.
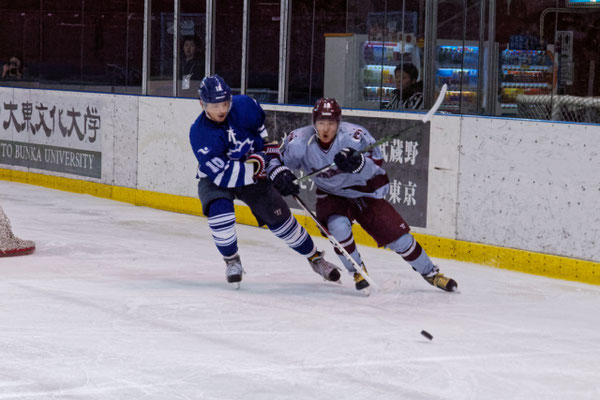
[499,49,554,115]
[434,41,481,113]
[566,0,600,7]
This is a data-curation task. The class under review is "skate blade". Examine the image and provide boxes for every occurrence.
[322,277,342,284]
[0,246,35,257]
[231,282,240,290]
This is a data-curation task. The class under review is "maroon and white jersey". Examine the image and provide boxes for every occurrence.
[275,121,389,199]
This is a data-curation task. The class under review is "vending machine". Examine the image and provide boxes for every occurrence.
[433,40,490,114]
[498,35,555,115]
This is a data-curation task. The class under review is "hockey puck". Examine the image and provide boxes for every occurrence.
[420,330,433,340]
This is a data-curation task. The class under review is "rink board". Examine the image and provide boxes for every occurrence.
[1,86,599,285]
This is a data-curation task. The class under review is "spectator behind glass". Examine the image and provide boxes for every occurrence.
[180,35,204,96]
[2,57,23,80]
[385,63,423,110]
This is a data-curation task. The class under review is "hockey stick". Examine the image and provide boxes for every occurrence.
[293,195,378,292]
[294,83,448,184]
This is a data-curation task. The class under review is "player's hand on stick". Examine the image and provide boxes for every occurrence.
[269,166,300,196]
[334,147,365,174]
[263,141,282,163]
[247,152,267,179]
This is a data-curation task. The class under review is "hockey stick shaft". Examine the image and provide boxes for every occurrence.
[366,83,447,151]
[294,84,447,184]
[293,195,378,291]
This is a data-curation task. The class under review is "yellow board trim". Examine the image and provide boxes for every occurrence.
[2,168,598,285]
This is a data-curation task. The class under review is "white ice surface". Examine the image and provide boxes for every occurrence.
[1,180,600,400]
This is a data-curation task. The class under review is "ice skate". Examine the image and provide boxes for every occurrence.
[422,266,457,292]
[308,250,341,282]
[224,253,244,289]
[353,263,370,291]
[0,237,36,257]
[0,210,36,258]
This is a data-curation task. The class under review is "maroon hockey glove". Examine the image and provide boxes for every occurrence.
[263,141,282,163]
[334,147,365,174]
[247,152,267,179]
[269,166,300,196]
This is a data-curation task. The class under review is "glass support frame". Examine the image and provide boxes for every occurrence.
[423,0,438,109]
[477,0,486,115]
[142,0,152,95]
[278,0,291,104]
[205,0,216,77]
[172,0,180,97]
[241,0,250,95]
[487,0,497,115]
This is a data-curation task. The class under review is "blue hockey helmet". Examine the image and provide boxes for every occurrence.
[198,74,232,103]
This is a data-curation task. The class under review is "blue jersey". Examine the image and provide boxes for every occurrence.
[190,95,268,188]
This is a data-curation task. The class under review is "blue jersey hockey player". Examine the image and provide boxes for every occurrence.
[267,97,457,292]
[189,75,341,288]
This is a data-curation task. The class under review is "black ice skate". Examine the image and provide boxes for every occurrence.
[224,253,245,289]
[422,266,457,292]
[308,250,341,282]
[353,263,370,291]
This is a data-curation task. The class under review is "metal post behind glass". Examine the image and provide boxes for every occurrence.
[142,0,152,95]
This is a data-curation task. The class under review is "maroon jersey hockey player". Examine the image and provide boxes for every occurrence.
[267,98,457,292]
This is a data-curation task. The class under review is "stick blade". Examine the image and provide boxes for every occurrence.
[422,83,448,123]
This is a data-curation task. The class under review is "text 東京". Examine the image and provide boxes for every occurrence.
[380,139,420,206]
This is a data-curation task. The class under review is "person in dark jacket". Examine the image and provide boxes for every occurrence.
[2,57,23,80]
[385,63,423,110]
[180,36,204,96]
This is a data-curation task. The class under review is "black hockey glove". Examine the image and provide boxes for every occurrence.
[269,166,300,196]
[334,147,365,174]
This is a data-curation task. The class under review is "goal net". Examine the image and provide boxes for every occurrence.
[515,94,600,123]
